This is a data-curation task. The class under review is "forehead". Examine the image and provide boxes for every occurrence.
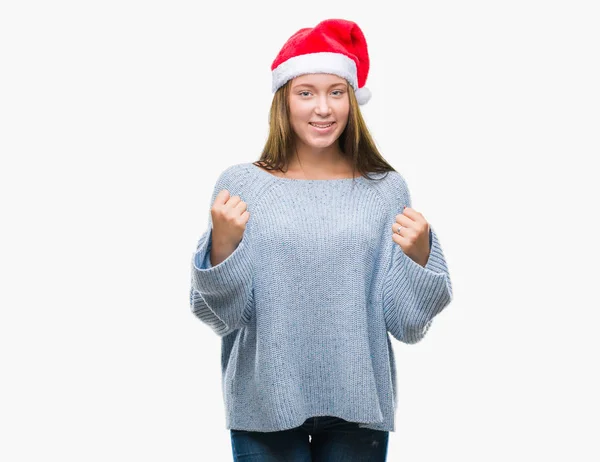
[291,73,347,87]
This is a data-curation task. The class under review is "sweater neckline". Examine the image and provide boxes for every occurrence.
[248,162,365,183]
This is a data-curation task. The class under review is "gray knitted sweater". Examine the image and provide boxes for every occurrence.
[190,162,453,432]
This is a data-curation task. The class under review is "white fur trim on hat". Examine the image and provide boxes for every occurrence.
[272,52,359,93]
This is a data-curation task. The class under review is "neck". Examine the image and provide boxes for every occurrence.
[288,141,348,172]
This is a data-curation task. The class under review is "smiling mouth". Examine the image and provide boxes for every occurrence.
[309,122,334,128]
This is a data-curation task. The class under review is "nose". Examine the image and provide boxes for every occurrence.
[314,95,332,117]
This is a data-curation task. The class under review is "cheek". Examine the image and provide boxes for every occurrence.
[331,100,349,117]
[335,107,350,127]
[339,100,350,116]
[288,114,307,139]
[289,113,304,131]
[289,108,310,128]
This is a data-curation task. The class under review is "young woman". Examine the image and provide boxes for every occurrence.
[190,18,453,461]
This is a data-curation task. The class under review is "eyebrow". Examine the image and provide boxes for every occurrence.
[292,82,347,90]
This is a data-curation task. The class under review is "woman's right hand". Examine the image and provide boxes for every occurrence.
[210,189,250,253]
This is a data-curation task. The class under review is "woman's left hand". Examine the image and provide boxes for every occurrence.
[391,206,431,267]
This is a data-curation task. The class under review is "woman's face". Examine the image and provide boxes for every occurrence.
[288,73,350,151]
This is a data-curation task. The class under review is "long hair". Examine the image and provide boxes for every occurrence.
[254,79,396,181]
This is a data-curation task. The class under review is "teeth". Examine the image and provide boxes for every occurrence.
[311,123,332,128]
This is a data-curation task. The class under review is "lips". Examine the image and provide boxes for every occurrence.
[308,121,336,134]
[309,122,334,128]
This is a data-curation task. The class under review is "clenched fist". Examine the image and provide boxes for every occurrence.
[209,190,250,265]
[391,206,431,268]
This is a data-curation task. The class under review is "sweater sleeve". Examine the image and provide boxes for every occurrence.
[189,166,254,337]
[381,173,453,344]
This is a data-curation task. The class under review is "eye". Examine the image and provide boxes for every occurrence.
[297,89,345,98]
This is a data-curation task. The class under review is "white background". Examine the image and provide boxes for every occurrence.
[1,1,599,461]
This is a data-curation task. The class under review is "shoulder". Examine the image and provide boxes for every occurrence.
[209,163,250,198]
[210,162,269,205]
[213,162,255,187]
[215,162,246,181]
[364,169,412,208]
[386,170,410,198]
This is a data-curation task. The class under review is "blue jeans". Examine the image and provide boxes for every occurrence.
[230,416,389,461]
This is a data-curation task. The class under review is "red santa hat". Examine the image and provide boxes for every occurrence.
[271,18,372,105]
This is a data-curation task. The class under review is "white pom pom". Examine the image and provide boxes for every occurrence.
[355,86,372,105]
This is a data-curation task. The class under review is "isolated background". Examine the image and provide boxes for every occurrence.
[1,0,599,460]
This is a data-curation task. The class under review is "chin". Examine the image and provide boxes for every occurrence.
[307,140,337,149]
[306,134,339,146]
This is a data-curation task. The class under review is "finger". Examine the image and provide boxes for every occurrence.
[391,220,405,236]
[391,215,406,235]
[402,206,424,222]
[392,231,407,247]
[214,189,230,205]
[224,194,242,209]
[396,210,417,225]
[392,220,419,241]
[392,213,413,232]
[234,200,248,215]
